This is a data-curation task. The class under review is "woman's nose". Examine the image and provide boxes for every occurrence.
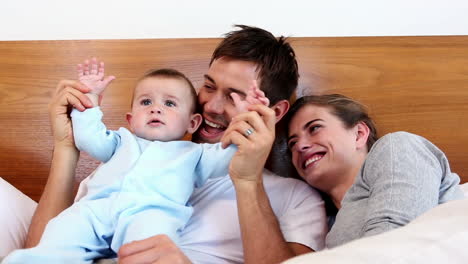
[296,139,311,152]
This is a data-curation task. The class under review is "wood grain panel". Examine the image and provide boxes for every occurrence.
[294,36,468,185]
[0,36,467,201]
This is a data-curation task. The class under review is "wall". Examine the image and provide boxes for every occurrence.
[1,0,467,41]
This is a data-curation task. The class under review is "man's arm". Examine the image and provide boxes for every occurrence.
[221,104,311,263]
[25,80,92,247]
[24,143,79,248]
[234,180,312,263]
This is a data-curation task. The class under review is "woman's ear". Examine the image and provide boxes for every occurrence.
[187,113,203,134]
[126,112,133,126]
[355,121,370,151]
[271,99,290,124]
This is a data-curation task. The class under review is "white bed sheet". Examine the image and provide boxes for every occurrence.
[284,185,468,264]
[1,177,467,263]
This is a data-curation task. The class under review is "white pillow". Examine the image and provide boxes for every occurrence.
[460,182,468,198]
[0,178,37,256]
[283,197,468,264]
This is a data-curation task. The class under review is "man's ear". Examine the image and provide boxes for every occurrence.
[271,99,290,124]
[126,112,133,126]
[187,113,203,134]
[355,121,370,151]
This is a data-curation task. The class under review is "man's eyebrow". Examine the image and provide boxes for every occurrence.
[204,74,247,97]
[204,74,215,84]
[287,119,322,142]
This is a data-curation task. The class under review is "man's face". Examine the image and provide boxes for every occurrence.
[193,57,259,143]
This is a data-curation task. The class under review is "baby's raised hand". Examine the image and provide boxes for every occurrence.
[231,80,270,114]
[77,57,115,95]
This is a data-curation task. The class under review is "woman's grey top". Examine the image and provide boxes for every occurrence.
[326,132,463,248]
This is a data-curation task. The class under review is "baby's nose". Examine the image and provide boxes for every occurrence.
[150,105,162,114]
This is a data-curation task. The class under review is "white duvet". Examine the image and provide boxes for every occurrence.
[1,177,467,263]
[284,183,468,264]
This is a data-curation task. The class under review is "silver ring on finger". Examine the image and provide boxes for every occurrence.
[244,128,254,137]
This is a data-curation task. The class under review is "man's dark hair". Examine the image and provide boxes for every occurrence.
[132,68,197,113]
[210,25,299,104]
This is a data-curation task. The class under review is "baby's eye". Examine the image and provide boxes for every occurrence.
[165,100,176,107]
[140,99,152,106]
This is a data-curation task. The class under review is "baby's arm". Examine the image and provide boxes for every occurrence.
[77,57,115,107]
[195,143,238,186]
[72,58,119,162]
[71,107,121,163]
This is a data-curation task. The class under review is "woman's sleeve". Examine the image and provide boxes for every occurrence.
[361,132,459,237]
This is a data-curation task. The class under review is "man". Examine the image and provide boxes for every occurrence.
[25,25,327,264]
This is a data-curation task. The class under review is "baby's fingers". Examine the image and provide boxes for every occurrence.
[77,64,84,78]
[253,85,269,106]
[98,61,105,77]
[90,57,99,75]
[83,59,90,75]
[231,92,249,113]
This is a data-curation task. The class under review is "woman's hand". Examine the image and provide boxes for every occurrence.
[221,104,276,183]
[48,79,92,148]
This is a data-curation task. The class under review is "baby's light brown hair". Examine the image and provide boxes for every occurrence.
[131,68,197,113]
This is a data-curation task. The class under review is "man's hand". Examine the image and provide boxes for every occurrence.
[77,57,115,96]
[221,104,276,183]
[118,235,191,264]
[222,80,275,183]
[48,79,92,147]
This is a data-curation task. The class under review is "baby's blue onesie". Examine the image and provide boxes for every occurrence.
[4,107,236,264]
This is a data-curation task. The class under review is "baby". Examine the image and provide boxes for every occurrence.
[4,58,268,263]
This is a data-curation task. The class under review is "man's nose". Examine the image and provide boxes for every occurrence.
[204,93,224,115]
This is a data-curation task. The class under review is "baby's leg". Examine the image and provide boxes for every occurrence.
[3,201,114,264]
[112,205,193,251]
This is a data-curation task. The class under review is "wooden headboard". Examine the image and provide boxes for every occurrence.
[1,36,467,201]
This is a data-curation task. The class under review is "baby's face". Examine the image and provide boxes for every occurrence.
[127,77,197,141]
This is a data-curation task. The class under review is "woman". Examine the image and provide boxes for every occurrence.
[285,94,464,248]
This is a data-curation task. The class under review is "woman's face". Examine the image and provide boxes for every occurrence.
[287,104,360,189]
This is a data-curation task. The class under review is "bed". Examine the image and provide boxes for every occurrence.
[0,36,467,262]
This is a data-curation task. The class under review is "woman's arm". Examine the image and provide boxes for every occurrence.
[24,80,92,247]
[221,104,312,264]
[360,132,462,236]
